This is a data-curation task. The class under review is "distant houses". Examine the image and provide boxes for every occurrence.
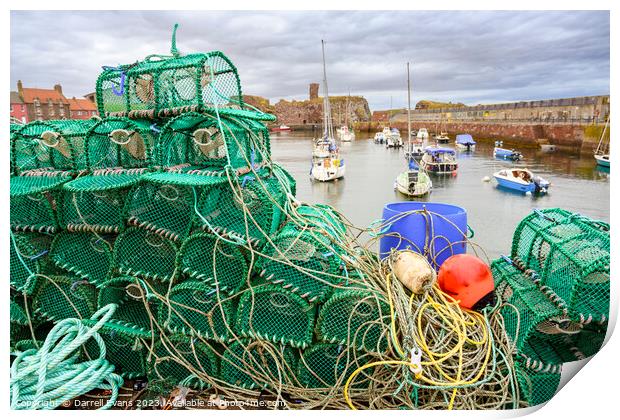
[10,80,98,123]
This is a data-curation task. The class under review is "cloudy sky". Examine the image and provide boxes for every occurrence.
[10,10,609,110]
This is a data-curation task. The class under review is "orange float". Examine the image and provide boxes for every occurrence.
[437,254,495,310]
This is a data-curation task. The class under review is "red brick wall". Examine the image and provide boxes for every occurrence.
[10,103,28,123]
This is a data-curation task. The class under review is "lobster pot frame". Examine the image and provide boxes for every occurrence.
[114,227,179,283]
[220,340,299,390]
[196,174,288,245]
[60,118,157,233]
[50,232,116,286]
[10,231,55,294]
[83,322,151,379]
[11,119,96,174]
[256,224,344,304]
[158,281,235,342]
[155,112,259,173]
[514,356,562,407]
[10,174,71,233]
[31,276,98,322]
[125,174,227,241]
[511,210,610,321]
[316,289,390,354]
[236,284,316,349]
[147,335,219,392]
[96,276,166,334]
[296,343,372,389]
[178,232,249,294]
[96,52,244,117]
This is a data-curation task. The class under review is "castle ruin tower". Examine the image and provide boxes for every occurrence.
[309,83,320,100]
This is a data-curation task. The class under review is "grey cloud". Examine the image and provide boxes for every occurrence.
[10,10,609,110]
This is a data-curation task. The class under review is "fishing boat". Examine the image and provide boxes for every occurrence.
[270,124,292,132]
[310,40,345,182]
[395,160,432,197]
[416,128,429,141]
[374,131,385,144]
[455,134,476,151]
[386,128,403,148]
[494,144,523,161]
[594,117,610,168]
[420,147,458,174]
[434,132,450,143]
[493,168,550,194]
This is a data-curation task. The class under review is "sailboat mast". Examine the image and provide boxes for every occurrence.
[407,62,412,143]
[321,40,334,140]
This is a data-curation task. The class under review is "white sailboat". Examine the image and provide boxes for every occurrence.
[594,117,610,168]
[338,92,355,142]
[310,40,346,182]
[395,62,432,197]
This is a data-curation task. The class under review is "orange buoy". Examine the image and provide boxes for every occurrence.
[437,254,495,310]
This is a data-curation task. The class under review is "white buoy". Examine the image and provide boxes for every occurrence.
[482,176,491,182]
[525,191,532,196]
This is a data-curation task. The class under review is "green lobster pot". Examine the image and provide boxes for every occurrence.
[11,119,95,174]
[10,231,55,294]
[220,340,299,389]
[511,209,610,321]
[316,289,390,354]
[236,284,316,349]
[61,117,157,234]
[514,355,562,407]
[256,222,345,304]
[10,174,71,233]
[96,51,244,118]
[159,281,235,342]
[32,276,98,322]
[96,276,165,334]
[297,343,372,389]
[178,232,249,294]
[114,227,179,282]
[147,335,219,391]
[50,232,116,285]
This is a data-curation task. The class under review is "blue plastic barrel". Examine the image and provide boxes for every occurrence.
[379,202,468,269]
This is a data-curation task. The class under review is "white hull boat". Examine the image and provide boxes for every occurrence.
[310,157,346,182]
[493,168,550,194]
[395,168,432,197]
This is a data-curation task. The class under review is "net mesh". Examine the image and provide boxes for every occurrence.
[514,356,561,407]
[10,231,55,294]
[296,343,372,389]
[50,232,115,285]
[31,275,98,322]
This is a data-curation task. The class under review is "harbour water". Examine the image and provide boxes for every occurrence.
[271,131,610,258]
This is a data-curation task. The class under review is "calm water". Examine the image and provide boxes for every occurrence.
[270,131,610,259]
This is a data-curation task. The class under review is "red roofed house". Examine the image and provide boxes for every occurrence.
[10,91,28,124]
[68,96,98,119]
[13,80,71,122]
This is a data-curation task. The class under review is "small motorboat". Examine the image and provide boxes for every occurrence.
[395,159,432,197]
[593,117,610,168]
[455,134,476,151]
[420,147,458,174]
[386,128,403,148]
[270,124,292,132]
[494,147,523,161]
[416,128,429,142]
[338,125,355,142]
[493,168,549,194]
[540,144,556,153]
[404,140,425,159]
[374,132,385,144]
[434,132,450,143]
[595,154,610,168]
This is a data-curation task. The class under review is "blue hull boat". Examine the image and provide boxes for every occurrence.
[494,147,522,161]
[493,168,549,194]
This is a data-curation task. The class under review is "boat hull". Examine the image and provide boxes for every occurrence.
[420,160,458,174]
[493,172,549,194]
[494,148,522,161]
[595,154,610,167]
[310,162,346,182]
[395,171,432,197]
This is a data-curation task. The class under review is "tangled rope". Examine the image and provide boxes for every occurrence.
[10,304,123,410]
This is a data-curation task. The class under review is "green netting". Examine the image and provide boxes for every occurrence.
[256,208,346,303]
[10,174,71,233]
[296,343,372,389]
[272,163,296,197]
[82,322,151,379]
[10,231,55,294]
[236,284,316,349]
[11,119,96,174]
[196,174,288,245]
[158,281,235,342]
[316,289,390,354]
[31,275,98,322]
[49,232,115,285]
[96,52,244,117]
[178,232,249,294]
[514,355,561,407]
[147,335,219,391]
[220,340,299,389]
[114,227,179,282]
[511,209,610,321]
[125,175,226,241]
[96,276,166,333]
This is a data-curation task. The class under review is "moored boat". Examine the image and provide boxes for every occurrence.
[420,147,458,174]
[494,147,523,161]
[416,128,429,141]
[434,132,450,143]
[338,125,355,142]
[374,132,385,144]
[310,154,346,182]
[593,117,610,168]
[386,128,403,148]
[395,162,432,197]
[595,154,610,167]
[455,134,476,151]
[493,168,549,194]
[270,124,292,132]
